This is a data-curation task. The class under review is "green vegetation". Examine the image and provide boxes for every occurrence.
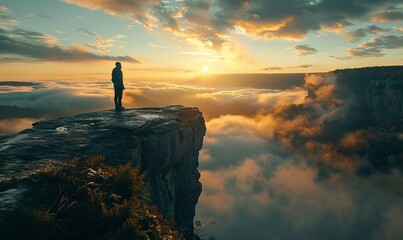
[0,156,183,240]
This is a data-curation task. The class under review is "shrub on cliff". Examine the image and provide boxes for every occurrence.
[0,156,183,240]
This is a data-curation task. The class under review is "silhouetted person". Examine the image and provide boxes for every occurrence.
[111,62,125,110]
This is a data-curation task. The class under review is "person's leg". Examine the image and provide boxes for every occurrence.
[114,88,119,108]
[117,89,123,106]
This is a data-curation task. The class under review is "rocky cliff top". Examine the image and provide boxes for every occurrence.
[0,105,206,239]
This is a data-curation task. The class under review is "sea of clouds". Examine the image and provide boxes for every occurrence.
[0,74,402,239]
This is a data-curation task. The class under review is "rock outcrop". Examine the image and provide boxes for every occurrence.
[0,105,206,239]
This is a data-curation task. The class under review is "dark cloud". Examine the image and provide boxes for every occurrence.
[151,2,179,30]
[262,64,316,71]
[0,81,41,87]
[298,64,316,68]
[293,44,318,56]
[347,35,403,57]
[0,105,48,120]
[78,28,101,38]
[371,9,403,22]
[345,24,388,42]
[262,66,284,71]
[0,28,140,62]
[328,55,353,60]
[0,56,34,63]
[347,47,384,57]
[360,35,403,49]
[5,28,58,44]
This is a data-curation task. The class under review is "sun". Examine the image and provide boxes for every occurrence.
[203,66,209,73]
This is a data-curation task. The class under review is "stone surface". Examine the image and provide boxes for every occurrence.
[0,105,206,239]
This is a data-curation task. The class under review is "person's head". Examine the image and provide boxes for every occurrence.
[115,62,121,68]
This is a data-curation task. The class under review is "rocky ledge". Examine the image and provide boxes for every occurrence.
[0,105,206,239]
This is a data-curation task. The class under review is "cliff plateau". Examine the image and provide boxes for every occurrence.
[0,105,206,239]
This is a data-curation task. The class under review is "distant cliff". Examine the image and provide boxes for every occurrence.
[334,66,403,125]
[307,66,403,126]
[0,106,206,239]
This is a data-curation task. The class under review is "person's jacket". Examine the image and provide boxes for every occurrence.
[111,67,124,89]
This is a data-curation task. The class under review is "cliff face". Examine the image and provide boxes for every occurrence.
[365,80,403,123]
[0,105,206,239]
[333,66,403,125]
[307,66,403,126]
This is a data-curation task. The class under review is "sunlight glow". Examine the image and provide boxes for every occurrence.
[203,66,209,73]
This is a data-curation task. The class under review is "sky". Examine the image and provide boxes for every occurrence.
[0,0,402,81]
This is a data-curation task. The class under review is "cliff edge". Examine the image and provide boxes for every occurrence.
[0,105,206,239]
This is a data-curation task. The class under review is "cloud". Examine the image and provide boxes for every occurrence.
[262,66,283,71]
[344,24,388,42]
[198,71,402,177]
[0,6,18,26]
[0,105,48,119]
[372,206,403,240]
[347,47,384,57]
[328,55,353,60]
[89,38,116,53]
[1,72,403,239]
[78,28,101,38]
[195,71,402,238]
[0,118,41,135]
[392,26,403,33]
[0,28,139,62]
[347,35,403,57]
[64,0,159,27]
[262,64,316,71]
[198,153,403,239]
[146,42,167,48]
[0,56,32,63]
[359,35,403,49]
[24,12,49,19]
[78,28,127,52]
[6,28,59,45]
[0,81,113,134]
[293,44,318,56]
[371,9,403,22]
[202,118,400,235]
[64,0,399,51]
[0,81,113,116]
